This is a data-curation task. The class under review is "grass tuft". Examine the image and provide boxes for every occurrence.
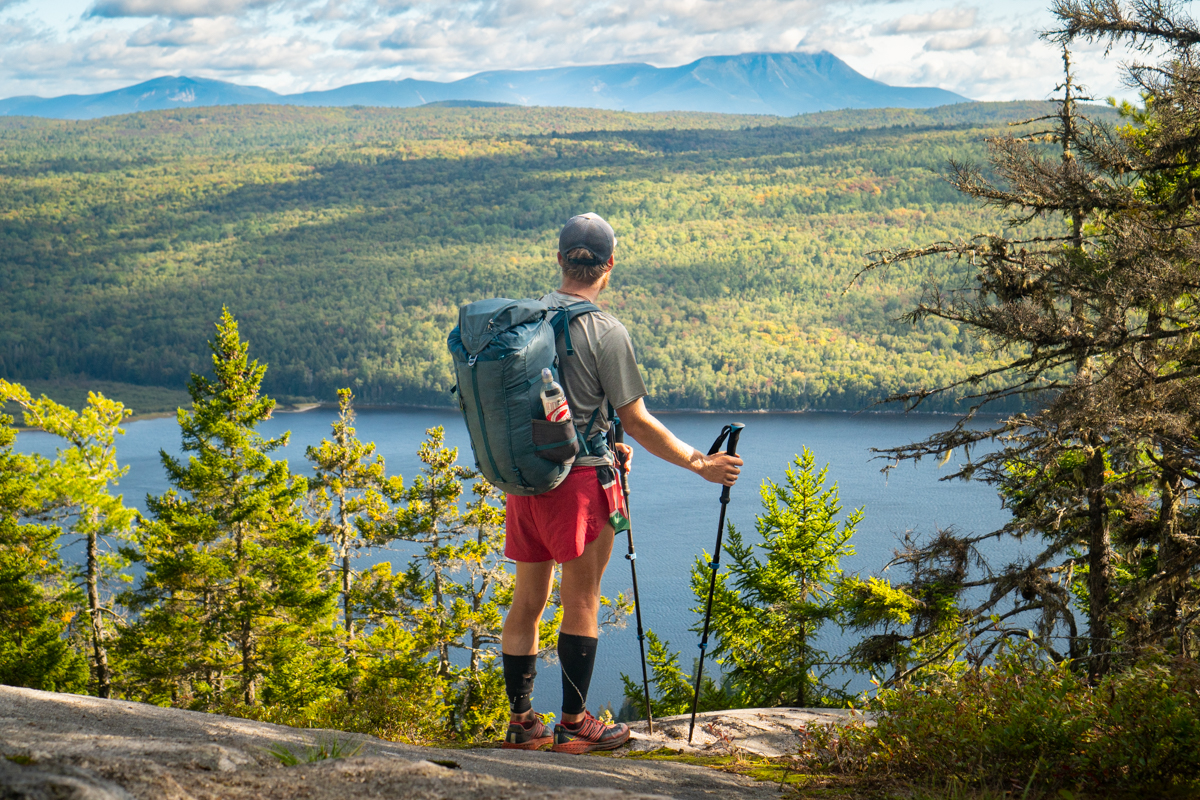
[267,735,364,766]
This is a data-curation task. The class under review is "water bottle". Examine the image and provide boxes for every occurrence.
[540,368,572,423]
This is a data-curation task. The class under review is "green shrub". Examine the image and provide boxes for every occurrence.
[796,644,1200,793]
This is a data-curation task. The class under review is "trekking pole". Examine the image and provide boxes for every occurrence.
[613,417,654,734]
[687,422,744,745]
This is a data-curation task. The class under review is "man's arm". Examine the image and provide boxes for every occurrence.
[615,398,742,486]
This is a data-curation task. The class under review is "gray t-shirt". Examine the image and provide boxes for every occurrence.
[542,290,648,467]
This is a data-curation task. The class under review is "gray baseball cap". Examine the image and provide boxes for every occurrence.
[558,213,616,262]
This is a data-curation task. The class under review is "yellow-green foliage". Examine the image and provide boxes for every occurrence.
[799,644,1200,793]
[0,103,1071,410]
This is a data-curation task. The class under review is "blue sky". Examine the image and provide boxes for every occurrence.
[1,0,1135,102]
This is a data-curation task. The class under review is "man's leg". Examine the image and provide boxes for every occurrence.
[551,522,630,753]
[558,522,615,723]
[502,559,554,722]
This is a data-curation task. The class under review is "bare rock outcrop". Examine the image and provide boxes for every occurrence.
[0,686,789,799]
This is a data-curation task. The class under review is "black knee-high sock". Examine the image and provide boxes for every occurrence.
[502,653,538,715]
[558,632,598,716]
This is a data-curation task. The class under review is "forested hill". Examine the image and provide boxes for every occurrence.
[0,101,1089,411]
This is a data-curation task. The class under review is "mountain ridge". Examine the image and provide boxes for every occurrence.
[0,51,969,120]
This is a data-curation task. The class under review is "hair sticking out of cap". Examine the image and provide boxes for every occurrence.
[561,247,608,283]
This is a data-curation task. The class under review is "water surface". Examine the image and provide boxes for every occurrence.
[16,408,1012,712]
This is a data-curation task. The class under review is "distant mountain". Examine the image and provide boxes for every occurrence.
[0,52,969,120]
[0,76,281,119]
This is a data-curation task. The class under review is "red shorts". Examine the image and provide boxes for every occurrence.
[505,466,625,564]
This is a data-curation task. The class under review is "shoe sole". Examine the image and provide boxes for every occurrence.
[502,736,553,751]
[550,728,631,754]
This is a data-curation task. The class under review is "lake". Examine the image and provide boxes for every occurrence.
[14,407,1012,714]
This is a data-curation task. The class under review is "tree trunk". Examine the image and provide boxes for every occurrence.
[1084,446,1112,680]
[432,489,449,677]
[1152,462,1184,647]
[1061,49,1109,677]
[86,525,111,699]
[241,615,255,705]
[796,624,806,707]
[236,521,255,705]
[337,493,354,639]
[342,552,352,637]
[435,560,449,677]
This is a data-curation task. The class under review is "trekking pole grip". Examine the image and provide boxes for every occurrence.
[725,423,744,458]
[719,423,744,504]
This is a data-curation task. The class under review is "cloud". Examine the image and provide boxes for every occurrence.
[0,18,41,45]
[300,0,365,24]
[924,28,1008,51]
[0,0,1136,105]
[87,0,277,19]
[332,0,831,77]
[875,7,976,35]
[127,18,245,47]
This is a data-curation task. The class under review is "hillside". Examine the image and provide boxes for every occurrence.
[0,101,1081,411]
[0,52,968,120]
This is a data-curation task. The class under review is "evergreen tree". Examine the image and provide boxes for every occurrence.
[122,309,334,708]
[623,451,859,712]
[306,388,402,638]
[854,1,1200,676]
[371,426,510,735]
[0,406,87,692]
[0,380,134,697]
[695,449,860,707]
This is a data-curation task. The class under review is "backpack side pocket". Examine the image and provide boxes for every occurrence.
[531,419,579,464]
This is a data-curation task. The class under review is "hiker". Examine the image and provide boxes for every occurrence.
[501,213,743,753]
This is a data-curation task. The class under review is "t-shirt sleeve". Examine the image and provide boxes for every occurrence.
[596,322,648,410]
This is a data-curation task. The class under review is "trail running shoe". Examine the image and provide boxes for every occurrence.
[502,712,553,750]
[551,711,630,754]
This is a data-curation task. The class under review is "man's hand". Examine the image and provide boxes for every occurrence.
[698,452,742,486]
[616,398,743,486]
[614,442,633,471]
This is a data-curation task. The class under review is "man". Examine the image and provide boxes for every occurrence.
[501,212,743,753]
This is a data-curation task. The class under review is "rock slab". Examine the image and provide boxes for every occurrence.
[0,686,786,799]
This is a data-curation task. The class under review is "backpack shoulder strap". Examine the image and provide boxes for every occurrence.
[549,301,601,356]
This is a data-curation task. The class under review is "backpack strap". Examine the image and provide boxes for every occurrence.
[548,301,611,459]
[580,406,601,447]
[550,301,601,356]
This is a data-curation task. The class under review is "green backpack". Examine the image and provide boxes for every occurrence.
[447,297,610,496]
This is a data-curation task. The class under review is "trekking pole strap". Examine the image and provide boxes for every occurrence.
[706,425,731,456]
[706,422,744,456]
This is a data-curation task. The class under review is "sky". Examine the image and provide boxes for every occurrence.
[0,0,1138,102]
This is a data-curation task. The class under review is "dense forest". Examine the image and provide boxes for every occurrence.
[0,100,1089,410]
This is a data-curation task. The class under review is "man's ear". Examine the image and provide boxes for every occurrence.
[557,252,565,267]
[606,255,615,268]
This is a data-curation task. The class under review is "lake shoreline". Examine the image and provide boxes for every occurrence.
[305,401,1008,419]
